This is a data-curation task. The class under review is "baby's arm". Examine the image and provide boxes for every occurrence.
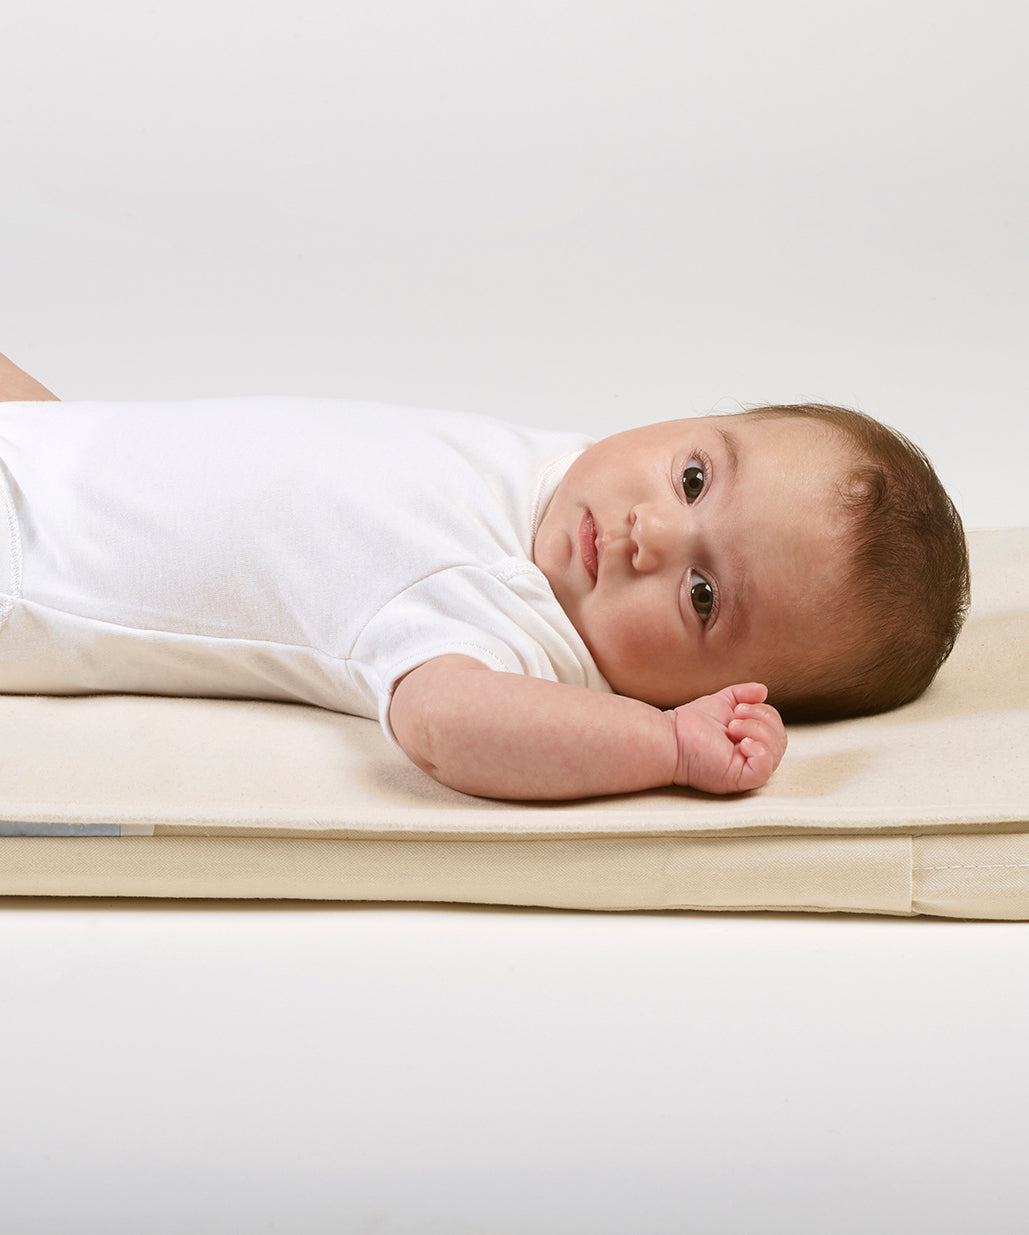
[0,352,59,401]
[389,655,786,800]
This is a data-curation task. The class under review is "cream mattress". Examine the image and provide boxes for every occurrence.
[1,527,1026,918]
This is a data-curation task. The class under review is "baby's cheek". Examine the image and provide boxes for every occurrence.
[586,604,683,697]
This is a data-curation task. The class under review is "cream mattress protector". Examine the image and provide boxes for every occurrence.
[1,528,1026,917]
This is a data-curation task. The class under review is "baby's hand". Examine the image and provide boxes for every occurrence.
[670,683,787,794]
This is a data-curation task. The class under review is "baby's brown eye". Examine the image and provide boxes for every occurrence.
[682,461,705,503]
[690,571,715,622]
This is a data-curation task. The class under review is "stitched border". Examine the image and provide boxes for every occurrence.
[915,864,1029,871]
[0,456,23,628]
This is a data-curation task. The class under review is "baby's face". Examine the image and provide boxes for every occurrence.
[533,414,854,707]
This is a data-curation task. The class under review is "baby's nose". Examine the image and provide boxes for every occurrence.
[629,503,683,573]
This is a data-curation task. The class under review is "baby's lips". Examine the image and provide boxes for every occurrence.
[578,510,599,581]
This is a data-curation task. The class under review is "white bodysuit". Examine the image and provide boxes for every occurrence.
[0,398,610,743]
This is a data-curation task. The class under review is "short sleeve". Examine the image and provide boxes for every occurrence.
[350,562,609,747]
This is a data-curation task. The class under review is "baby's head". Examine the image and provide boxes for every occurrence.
[533,403,969,720]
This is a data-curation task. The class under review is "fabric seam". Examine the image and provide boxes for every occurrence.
[914,863,1029,871]
[15,594,355,662]
[0,458,23,629]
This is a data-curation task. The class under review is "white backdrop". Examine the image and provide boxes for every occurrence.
[3,0,1027,527]
[2,2,1028,1233]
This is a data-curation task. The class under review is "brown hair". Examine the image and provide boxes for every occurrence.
[740,403,970,721]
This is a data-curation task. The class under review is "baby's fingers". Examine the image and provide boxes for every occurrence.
[729,709,788,771]
[725,730,776,791]
[728,715,777,749]
[733,700,785,735]
[725,682,769,707]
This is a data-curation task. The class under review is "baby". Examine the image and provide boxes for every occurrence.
[0,352,969,801]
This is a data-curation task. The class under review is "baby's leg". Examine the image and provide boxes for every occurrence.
[0,353,58,401]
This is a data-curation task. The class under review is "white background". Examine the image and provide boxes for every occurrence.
[2,1,1028,1232]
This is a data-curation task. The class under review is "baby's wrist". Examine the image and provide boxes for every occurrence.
[665,707,692,786]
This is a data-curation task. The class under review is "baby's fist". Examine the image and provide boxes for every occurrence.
[670,683,787,794]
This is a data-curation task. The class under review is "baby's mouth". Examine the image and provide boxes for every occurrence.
[579,510,599,582]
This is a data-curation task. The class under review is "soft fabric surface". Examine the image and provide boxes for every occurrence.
[1,528,1026,916]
